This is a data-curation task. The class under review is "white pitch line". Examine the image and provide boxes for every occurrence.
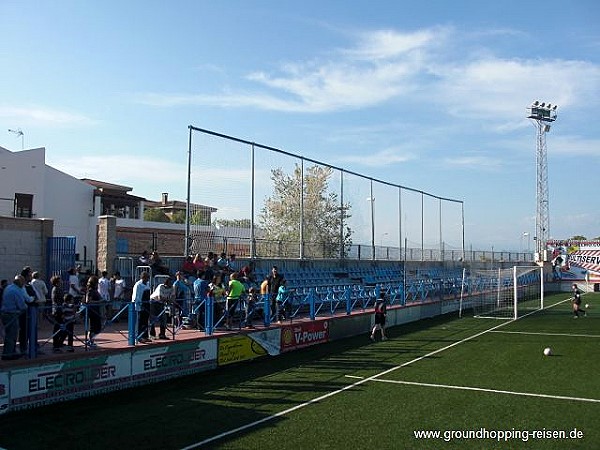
[181,297,569,449]
[491,330,600,338]
[344,376,600,404]
[182,321,517,449]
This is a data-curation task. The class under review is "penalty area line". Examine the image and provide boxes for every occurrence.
[491,330,600,338]
[181,318,518,449]
[344,376,600,404]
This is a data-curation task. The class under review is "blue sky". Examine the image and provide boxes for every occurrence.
[1,0,599,251]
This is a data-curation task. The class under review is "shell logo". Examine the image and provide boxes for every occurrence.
[282,327,294,346]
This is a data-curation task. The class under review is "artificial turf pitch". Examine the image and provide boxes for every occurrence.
[0,292,598,449]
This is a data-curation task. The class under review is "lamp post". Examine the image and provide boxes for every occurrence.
[527,101,557,260]
[523,232,530,253]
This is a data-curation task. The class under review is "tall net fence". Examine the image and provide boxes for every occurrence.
[186,126,464,261]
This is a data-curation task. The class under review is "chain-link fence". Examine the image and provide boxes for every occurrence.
[186,126,465,262]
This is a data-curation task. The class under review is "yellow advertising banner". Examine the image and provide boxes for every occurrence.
[218,335,267,366]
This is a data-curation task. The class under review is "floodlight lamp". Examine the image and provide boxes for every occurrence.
[533,101,539,106]
[547,104,552,109]
[553,105,557,110]
[540,103,545,107]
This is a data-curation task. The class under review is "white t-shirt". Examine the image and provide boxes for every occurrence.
[69,274,81,297]
[113,279,125,299]
[98,276,111,301]
[31,278,48,304]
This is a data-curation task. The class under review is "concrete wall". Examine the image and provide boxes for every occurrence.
[0,216,53,281]
[0,147,96,262]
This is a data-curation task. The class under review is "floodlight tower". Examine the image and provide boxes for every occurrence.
[527,101,558,261]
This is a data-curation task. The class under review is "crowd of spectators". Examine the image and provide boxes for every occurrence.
[0,251,290,359]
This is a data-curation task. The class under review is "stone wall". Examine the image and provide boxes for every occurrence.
[0,216,53,280]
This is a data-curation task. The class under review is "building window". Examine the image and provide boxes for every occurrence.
[14,193,33,218]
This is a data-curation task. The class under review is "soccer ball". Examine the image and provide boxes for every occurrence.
[585,304,589,309]
[543,347,552,356]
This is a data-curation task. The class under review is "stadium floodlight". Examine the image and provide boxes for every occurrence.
[527,101,558,261]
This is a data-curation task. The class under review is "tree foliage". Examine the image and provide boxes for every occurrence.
[171,210,186,224]
[190,210,211,226]
[259,164,352,257]
[214,218,251,228]
[143,208,170,223]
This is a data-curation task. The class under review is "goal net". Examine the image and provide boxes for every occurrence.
[459,266,544,319]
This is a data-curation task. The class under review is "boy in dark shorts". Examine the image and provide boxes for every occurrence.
[370,292,388,341]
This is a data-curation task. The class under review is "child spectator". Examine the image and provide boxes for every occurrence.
[244,287,258,329]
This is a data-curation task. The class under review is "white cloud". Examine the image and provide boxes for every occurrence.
[135,26,600,128]
[443,155,503,169]
[0,106,96,127]
[337,147,417,167]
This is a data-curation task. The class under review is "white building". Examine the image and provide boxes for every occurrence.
[0,146,97,263]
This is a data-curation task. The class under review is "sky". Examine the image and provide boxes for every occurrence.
[1,0,599,252]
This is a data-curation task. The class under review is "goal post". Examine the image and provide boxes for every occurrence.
[459,266,544,319]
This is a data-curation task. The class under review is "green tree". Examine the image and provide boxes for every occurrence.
[213,218,251,228]
[143,208,170,223]
[570,235,587,241]
[171,210,186,224]
[259,164,352,258]
[190,210,211,226]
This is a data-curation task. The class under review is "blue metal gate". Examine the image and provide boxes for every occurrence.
[46,236,76,288]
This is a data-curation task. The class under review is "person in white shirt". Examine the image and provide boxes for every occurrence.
[111,271,126,317]
[131,272,151,343]
[149,278,173,339]
[30,271,48,306]
[98,271,111,323]
[68,267,82,300]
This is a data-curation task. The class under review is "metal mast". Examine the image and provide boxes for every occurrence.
[527,101,557,260]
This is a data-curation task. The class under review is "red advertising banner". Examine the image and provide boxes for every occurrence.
[280,320,329,353]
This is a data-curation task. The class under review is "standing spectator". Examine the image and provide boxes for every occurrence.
[149,277,173,340]
[19,267,38,355]
[239,263,255,287]
[193,271,210,327]
[132,272,151,344]
[267,266,285,322]
[370,292,388,341]
[1,276,29,360]
[244,287,258,329]
[226,272,245,330]
[98,271,111,323]
[208,274,226,327]
[181,256,196,278]
[172,271,189,326]
[31,271,49,309]
[61,293,77,352]
[84,276,103,348]
[217,252,232,274]
[572,283,586,318]
[150,251,170,275]
[68,267,83,301]
[192,253,205,273]
[111,271,126,319]
[275,279,289,323]
[138,250,150,266]
[50,276,64,314]
[51,293,66,353]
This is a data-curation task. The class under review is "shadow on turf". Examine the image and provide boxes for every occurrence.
[0,313,490,449]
